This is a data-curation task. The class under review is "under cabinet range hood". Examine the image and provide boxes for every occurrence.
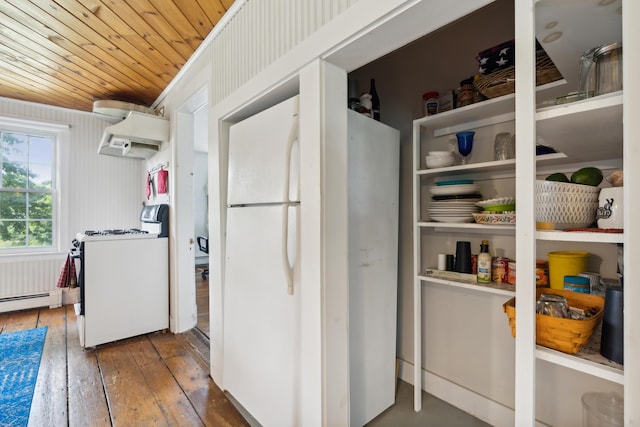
[94,100,169,159]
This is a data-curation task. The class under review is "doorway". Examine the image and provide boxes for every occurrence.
[192,104,210,337]
[171,86,209,336]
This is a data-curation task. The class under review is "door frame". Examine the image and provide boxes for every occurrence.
[170,85,208,333]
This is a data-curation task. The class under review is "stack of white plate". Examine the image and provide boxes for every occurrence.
[428,180,482,222]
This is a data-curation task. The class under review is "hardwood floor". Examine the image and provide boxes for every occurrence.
[195,266,210,337]
[0,305,248,427]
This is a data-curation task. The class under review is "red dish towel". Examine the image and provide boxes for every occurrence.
[157,169,168,194]
[57,254,77,288]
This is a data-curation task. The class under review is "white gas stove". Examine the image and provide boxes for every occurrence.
[73,204,169,347]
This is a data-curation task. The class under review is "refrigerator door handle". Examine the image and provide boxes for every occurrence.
[282,204,294,295]
[282,96,299,204]
[281,97,299,295]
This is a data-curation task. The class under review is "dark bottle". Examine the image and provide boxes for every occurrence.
[369,79,380,121]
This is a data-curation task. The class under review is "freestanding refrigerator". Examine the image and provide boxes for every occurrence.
[223,96,399,427]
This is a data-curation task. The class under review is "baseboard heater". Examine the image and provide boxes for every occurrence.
[0,289,63,313]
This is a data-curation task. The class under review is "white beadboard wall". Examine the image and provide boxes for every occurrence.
[0,97,146,301]
[209,0,357,105]
[0,0,357,302]
[0,258,64,298]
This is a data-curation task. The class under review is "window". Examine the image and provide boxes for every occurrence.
[0,129,56,251]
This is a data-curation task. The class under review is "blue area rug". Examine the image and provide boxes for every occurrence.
[0,327,48,427]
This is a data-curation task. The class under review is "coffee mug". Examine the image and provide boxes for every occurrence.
[597,187,623,229]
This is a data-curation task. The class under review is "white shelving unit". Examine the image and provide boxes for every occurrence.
[412,2,631,421]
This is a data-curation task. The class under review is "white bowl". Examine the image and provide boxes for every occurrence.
[427,151,452,157]
[425,155,455,168]
[535,180,600,228]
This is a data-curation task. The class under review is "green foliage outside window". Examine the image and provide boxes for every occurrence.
[0,130,54,249]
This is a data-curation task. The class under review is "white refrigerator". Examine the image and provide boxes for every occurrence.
[223,96,399,427]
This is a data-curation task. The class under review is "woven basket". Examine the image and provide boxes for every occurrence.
[474,51,563,99]
[503,288,604,354]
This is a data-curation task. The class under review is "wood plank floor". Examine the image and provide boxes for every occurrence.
[195,267,210,337]
[0,306,248,427]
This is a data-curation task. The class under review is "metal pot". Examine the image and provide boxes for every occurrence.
[578,42,622,97]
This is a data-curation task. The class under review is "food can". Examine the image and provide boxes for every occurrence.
[457,84,475,108]
[492,257,509,283]
[507,261,516,285]
[563,275,591,293]
[536,260,549,287]
[422,91,439,116]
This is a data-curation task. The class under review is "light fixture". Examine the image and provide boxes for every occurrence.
[545,21,558,30]
[542,31,563,43]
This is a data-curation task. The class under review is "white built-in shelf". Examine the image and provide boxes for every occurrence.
[536,346,624,385]
[415,91,623,169]
[417,158,515,177]
[414,80,568,137]
[415,94,515,137]
[536,229,623,244]
[417,152,567,179]
[536,92,623,165]
[419,275,515,297]
[417,222,515,235]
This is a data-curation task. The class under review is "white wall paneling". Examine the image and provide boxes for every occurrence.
[0,257,62,299]
[0,97,145,305]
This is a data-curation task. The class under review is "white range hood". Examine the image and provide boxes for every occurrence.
[94,100,169,159]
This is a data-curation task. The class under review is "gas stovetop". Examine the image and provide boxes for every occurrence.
[84,229,148,236]
[77,229,159,242]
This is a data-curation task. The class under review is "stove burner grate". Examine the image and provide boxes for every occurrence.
[84,229,149,236]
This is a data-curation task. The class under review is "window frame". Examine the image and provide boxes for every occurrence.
[0,115,69,256]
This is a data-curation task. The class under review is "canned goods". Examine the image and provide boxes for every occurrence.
[457,84,475,108]
[564,275,590,293]
[536,260,549,287]
[492,257,509,283]
[471,254,478,275]
[507,261,516,285]
[422,91,439,116]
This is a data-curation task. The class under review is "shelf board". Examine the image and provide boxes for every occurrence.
[536,346,623,385]
[536,92,623,165]
[415,94,515,137]
[417,152,567,177]
[418,274,515,297]
[418,221,516,235]
[536,230,623,243]
[536,92,623,122]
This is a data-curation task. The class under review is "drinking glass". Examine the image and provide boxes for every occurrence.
[456,131,475,165]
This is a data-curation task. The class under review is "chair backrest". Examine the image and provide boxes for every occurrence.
[197,236,208,254]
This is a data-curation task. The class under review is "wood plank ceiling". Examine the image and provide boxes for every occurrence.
[0,0,235,113]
